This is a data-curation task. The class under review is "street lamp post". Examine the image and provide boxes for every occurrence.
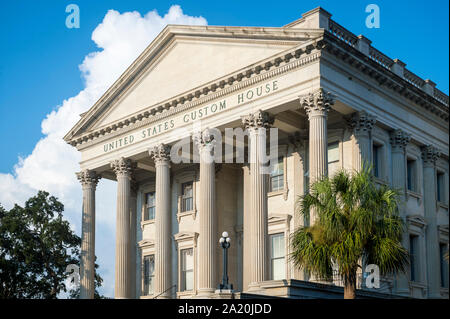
[218,231,233,290]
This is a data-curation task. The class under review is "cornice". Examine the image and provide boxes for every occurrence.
[65,22,448,150]
[322,32,449,121]
[70,38,324,149]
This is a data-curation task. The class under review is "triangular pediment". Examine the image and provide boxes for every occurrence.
[65,25,323,142]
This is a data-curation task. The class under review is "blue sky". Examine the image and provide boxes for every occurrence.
[0,0,448,297]
[0,0,448,173]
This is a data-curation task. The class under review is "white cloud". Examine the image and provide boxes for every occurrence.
[0,5,207,298]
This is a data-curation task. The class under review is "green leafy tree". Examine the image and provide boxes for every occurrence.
[291,167,409,299]
[0,191,103,299]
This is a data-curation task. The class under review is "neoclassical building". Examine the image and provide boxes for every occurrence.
[65,7,449,299]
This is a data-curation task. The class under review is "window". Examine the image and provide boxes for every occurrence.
[270,157,284,192]
[144,192,156,220]
[143,255,155,296]
[373,144,381,178]
[181,182,193,212]
[437,171,445,202]
[328,142,339,163]
[440,244,449,288]
[270,233,285,280]
[180,248,194,291]
[407,159,416,192]
[409,235,419,282]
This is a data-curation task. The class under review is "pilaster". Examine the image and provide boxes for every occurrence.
[389,129,411,296]
[347,111,376,171]
[421,145,441,298]
[300,88,334,224]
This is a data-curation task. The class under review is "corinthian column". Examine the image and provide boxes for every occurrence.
[421,145,441,298]
[111,158,135,299]
[76,169,100,299]
[242,110,274,290]
[149,144,172,298]
[129,179,138,299]
[300,88,334,223]
[347,111,377,171]
[194,129,217,296]
[390,129,411,296]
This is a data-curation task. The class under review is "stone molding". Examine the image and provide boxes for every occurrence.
[110,157,135,177]
[299,88,334,118]
[389,129,411,152]
[76,169,101,189]
[242,110,274,129]
[149,143,171,164]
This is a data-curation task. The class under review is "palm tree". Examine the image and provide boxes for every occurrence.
[291,167,409,299]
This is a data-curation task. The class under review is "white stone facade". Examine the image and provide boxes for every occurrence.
[65,7,449,299]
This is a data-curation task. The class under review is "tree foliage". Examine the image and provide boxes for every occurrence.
[291,167,409,298]
[0,191,102,299]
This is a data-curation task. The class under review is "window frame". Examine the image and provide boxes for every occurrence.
[371,133,388,184]
[437,170,446,203]
[409,234,419,282]
[439,243,449,288]
[267,214,291,281]
[406,157,418,193]
[144,191,156,221]
[269,232,286,281]
[180,248,194,292]
[142,254,155,296]
[174,232,198,297]
[269,157,284,193]
[175,170,198,223]
[140,183,156,227]
[181,181,194,213]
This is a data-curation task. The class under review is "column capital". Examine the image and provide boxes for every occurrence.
[76,169,101,189]
[389,129,411,152]
[347,111,377,136]
[193,128,216,152]
[149,143,171,165]
[421,145,441,167]
[242,110,274,130]
[299,88,334,118]
[110,157,135,177]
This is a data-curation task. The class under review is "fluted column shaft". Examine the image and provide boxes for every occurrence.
[300,89,334,224]
[129,183,137,299]
[390,130,411,295]
[195,129,216,294]
[150,144,172,298]
[308,113,328,181]
[111,158,134,299]
[348,111,376,171]
[242,111,273,289]
[77,170,100,299]
[422,145,441,298]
